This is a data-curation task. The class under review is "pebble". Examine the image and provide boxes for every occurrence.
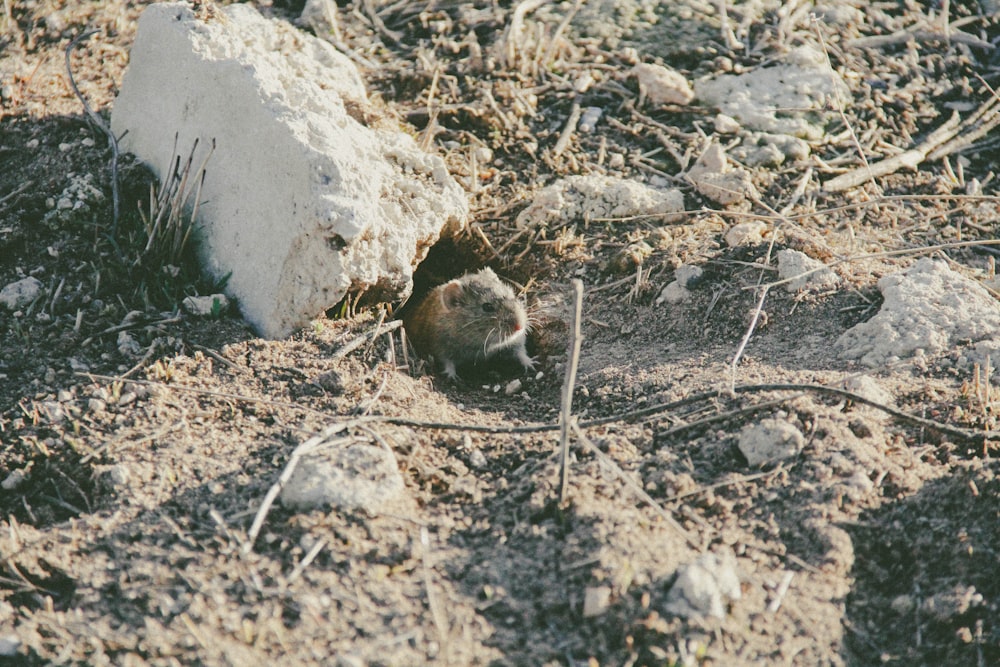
[0,635,21,657]
[280,440,406,514]
[738,419,805,466]
[0,276,43,310]
[583,586,612,617]
[1,470,27,491]
[664,551,741,620]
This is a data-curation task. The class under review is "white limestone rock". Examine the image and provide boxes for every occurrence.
[182,294,230,318]
[730,132,811,167]
[687,141,757,206]
[664,551,741,621]
[836,259,1000,367]
[632,62,695,106]
[739,418,805,467]
[695,45,848,140]
[841,375,895,408]
[281,442,406,514]
[515,175,684,229]
[776,249,839,291]
[0,276,43,310]
[725,221,767,247]
[112,3,468,339]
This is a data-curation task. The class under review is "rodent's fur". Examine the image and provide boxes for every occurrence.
[403,268,536,379]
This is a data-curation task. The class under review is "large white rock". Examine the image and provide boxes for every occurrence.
[515,175,683,229]
[112,3,467,338]
[836,259,1000,367]
[695,45,848,140]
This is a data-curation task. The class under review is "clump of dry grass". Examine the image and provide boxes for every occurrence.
[134,135,213,276]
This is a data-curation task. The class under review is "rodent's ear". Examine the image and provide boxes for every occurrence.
[440,280,464,310]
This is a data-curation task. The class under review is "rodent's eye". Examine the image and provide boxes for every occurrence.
[481,302,496,314]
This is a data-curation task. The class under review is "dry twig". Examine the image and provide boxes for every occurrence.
[65,30,120,231]
[558,279,584,502]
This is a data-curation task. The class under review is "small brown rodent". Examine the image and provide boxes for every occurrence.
[403,268,536,379]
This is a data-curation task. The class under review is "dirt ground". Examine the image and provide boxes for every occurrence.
[2,1,1000,665]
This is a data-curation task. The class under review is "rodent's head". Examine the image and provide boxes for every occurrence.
[438,268,528,354]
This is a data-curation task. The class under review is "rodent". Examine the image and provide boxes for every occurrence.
[403,267,536,379]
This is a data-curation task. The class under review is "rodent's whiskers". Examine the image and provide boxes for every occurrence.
[482,326,502,356]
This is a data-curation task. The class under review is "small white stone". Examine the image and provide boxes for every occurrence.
[573,72,595,93]
[582,586,612,617]
[776,249,839,291]
[578,106,603,133]
[725,221,767,247]
[0,276,44,310]
[58,142,73,152]
[40,401,66,423]
[280,441,406,514]
[657,281,692,305]
[841,375,894,407]
[182,294,230,317]
[0,634,21,657]
[738,418,805,466]
[69,357,90,373]
[516,174,683,229]
[837,259,1000,367]
[467,448,488,470]
[1,470,27,491]
[504,379,522,395]
[714,113,741,134]
[117,331,142,357]
[694,45,848,140]
[687,142,756,206]
[632,63,695,106]
[664,551,741,620]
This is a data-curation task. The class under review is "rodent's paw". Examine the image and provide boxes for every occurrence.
[516,348,538,372]
[442,359,459,380]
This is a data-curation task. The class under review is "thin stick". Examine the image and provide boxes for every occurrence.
[552,97,582,158]
[332,320,403,360]
[767,571,795,613]
[659,466,783,505]
[65,30,120,232]
[813,17,874,194]
[823,111,963,192]
[288,538,327,583]
[75,371,1000,444]
[730,285,769,394]
[559,279,584,502]
[753,238,1000,292]
[419,526,450,656]
[571,422,702,549]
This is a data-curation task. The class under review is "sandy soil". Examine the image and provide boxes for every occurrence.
[2,1,999,665]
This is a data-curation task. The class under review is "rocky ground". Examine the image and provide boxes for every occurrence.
[2,1,1000,665]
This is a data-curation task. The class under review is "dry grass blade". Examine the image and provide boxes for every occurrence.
[558,279,584,502]
[137,135,215,268]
